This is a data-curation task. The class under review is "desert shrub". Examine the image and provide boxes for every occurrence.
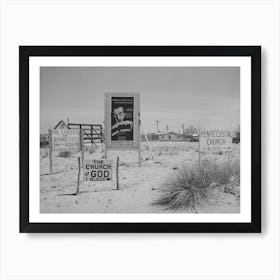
[154,163,214,211]
[154,160,240,211]
[58,151,72,158]
[212,160,240,185]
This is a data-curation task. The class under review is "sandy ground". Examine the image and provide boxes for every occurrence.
[40,141,240,213]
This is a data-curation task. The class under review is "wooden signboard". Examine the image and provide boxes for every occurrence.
[48,128,84,174]
[83,160,113,181]
[199,129,232,153]
[52,128,81,151]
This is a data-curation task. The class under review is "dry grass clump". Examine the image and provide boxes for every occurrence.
[154,163,214,211]
[211,160,240,185]
[154,160,240,211]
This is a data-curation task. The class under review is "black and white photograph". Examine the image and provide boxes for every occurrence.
[40,66,240,214]
[3,1,279,279]
[19,46,261,233]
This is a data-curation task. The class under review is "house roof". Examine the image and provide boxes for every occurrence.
[54,120,68,129]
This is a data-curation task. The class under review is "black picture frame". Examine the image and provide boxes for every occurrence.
[20,46,261,233]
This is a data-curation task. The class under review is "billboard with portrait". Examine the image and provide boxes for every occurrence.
[105,93,140,149]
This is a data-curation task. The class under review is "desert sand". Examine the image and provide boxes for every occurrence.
[40,141,240,213]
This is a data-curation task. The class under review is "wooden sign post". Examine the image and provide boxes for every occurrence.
[80,129,85,167]
[199,128,233,167]
[198,125,201,168]
[48,129,53,174]
[48,128,82,175]
[138,146,141,167]
[200,129,232,153]
[140,122,155,160]
[228,118,233,166]
[75,157,81,195]
[116,156,120,190]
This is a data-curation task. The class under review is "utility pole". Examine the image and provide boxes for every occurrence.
[155,120,160,133]
[166,125,169,133]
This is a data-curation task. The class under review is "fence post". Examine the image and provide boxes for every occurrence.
[138,146,141,167]
[228,117,232,166]
[141,122,155,160]
[116,156,119,190]
[48,129,53,174]
[198,125,201,168]
[80,129,85,169]
[75,157,81,195]
[100,125,103,145]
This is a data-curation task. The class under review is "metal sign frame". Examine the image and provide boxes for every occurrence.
[104,93,141,165]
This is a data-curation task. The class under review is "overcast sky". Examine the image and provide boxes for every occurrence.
[40,67,240,133]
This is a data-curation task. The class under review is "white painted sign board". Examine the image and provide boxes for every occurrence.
[200,129,232,153]
[83,160,113,181]
[52,129,81,151]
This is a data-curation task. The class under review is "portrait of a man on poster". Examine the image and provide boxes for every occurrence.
[111,97,134,141]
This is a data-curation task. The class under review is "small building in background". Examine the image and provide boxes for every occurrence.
[54,120,68,129]
[158,133,169,141]
[168,132,178,141]
[150,133,159,140]
[156,132,178,141]
[144,132,179,141]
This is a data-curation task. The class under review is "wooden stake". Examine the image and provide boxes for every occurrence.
[140,122,155,160]
[228,117,233,166]
[228,151,231,166]
[48,129,53,174]
[80,129,85,181]
[116,156,119,190]
[75,157,81,195]
[138,146,141,167]
[198,124,201,168]
[80,129,84,167]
